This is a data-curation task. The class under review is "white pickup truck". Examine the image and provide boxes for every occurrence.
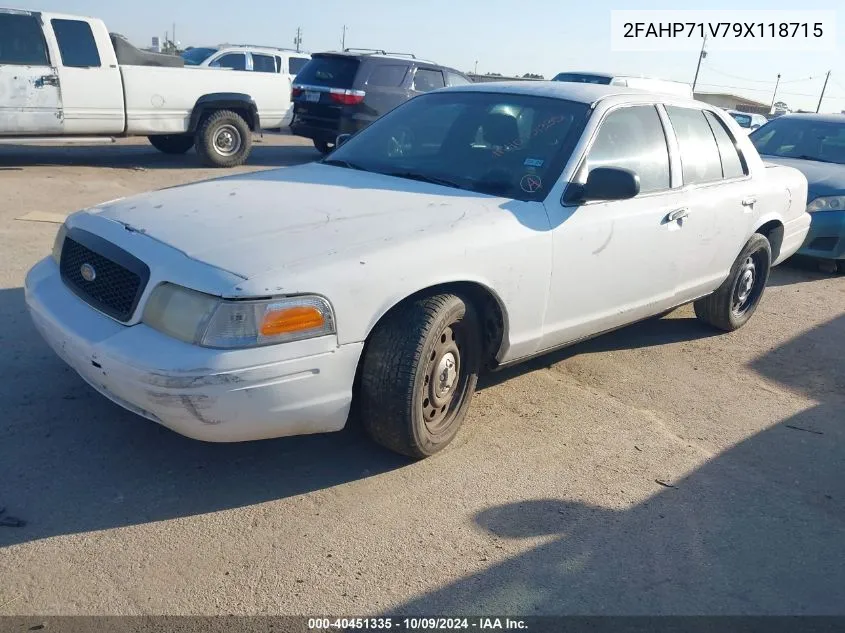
[0,8,291,166]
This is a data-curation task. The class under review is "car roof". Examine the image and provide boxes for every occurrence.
[776,113,845,124]
[314,50,452,68]
[441,80,698,106]
[214,45,310,56]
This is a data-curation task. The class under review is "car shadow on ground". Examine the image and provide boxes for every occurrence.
[394,314,845,615]
[0,139,319,171]
[767,256,841,287]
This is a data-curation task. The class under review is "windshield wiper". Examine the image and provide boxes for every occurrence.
[321,158,369,171]
[386,171,464,190]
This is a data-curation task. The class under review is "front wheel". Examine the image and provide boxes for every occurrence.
[148,134,194,154]
[694,233,772,331]
[195,110,252,168]
[360,294,482,459]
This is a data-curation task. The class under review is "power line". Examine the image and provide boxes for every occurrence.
[704,65,822,85]
[696,82,845,100]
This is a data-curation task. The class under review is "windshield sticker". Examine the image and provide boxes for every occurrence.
[520,174,543,193]
[524,158,545,167]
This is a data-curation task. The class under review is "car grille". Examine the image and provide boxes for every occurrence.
[59,231,149,322]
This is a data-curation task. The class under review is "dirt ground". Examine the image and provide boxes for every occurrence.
[0,135,843,616]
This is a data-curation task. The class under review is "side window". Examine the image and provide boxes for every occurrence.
[446,72,472,86]
[215,53,246,71]
[585,105,670,194]
[665,106,723,185]
[0,13,49,65]
[51,19,101,68]
[704,111,747,179]
[252,53,277,73]
[288,57,309,76]
[413,68,445,93]
[366,64,409,87]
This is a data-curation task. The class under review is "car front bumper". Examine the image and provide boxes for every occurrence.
[798,210,845,260]
[25,257,363,442]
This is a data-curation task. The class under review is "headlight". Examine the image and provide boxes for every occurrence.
[807,196,845,213]
[51,224,68,264]
[142,283,335,349]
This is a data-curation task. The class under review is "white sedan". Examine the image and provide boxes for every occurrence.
[25,82,811,458]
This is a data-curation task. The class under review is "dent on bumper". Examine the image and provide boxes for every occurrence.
[25,257,364,442]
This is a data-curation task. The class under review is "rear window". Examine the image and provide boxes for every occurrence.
[51,19,101,68]
[288,56,309,76]
[295,55,360,87]
[552,73,612,85]
[252,53,277,73]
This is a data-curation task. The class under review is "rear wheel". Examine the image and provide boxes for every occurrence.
[195,110,252,168]
[694,233,772,331]
[360,294,481,459]
[314,139,333,155]
[148,134,194,154]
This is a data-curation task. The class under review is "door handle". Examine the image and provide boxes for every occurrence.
[667,208,689,223]
[742,197,757,207]
[35,74,59,88]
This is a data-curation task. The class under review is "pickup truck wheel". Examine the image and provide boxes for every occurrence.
[314,140,333,155]
[360,294,481,459]
[195,110,252,168]
[694,234,772,332]
[148,134,194,154]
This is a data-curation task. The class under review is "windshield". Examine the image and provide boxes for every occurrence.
[326,91,589,201]
[180,47,218,65]
[552,73,612,85]
[729,112,752,128]
[750,117,845,164]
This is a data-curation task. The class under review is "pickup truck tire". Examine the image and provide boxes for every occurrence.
[694,234,772,332]
[148,134,194,154]
[314,140,333,155]
[195,110,252,168]
[360,293,481,459]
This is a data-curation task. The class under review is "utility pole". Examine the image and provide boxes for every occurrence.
[173,22,176,47]
[816,70,831,113]
[341,25,347,49]
[474,60,478,74]
[294,27,302,53]
[691,34,707,94]
[770,73,781,112]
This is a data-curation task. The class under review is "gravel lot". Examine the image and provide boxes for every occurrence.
[1,135,843,616]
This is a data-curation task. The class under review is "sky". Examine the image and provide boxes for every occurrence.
[14,0,845,112]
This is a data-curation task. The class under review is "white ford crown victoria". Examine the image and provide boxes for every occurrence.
[25,82,811,458]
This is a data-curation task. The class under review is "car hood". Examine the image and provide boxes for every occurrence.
[761,156,845,199]
[88,163,518,279]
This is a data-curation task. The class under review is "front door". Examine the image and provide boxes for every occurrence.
[0,10,63,135]
[540,104,686,351]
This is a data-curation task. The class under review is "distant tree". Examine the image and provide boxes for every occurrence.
[485,72,503,77]
[522,73,544,79]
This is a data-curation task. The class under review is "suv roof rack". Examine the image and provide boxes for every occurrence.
[221,44,306,54]
[343,47,418,59]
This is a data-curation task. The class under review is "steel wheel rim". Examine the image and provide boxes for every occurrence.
[731,252,764,316]
[420,323,466,435]
[213,124,242,157]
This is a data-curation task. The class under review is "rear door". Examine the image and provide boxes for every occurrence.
[44,16,123,134]
[359,61,411,118]
[0,10,63,135]
[663,105,757,300]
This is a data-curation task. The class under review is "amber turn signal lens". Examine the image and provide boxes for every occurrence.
[260,306,325,336]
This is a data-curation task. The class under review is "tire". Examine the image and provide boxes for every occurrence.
[195,110,252,168]
[314,139,333,155]
[360,294,482,459]
[694,233,772,332]
[148,134,194,154]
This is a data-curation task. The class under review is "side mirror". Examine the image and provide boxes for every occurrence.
[577,167,640,202]
[336,133,352,148]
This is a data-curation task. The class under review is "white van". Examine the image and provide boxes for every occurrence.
[552,71,693,99]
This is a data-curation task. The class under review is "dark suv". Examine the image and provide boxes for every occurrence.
[290,49,472,153]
